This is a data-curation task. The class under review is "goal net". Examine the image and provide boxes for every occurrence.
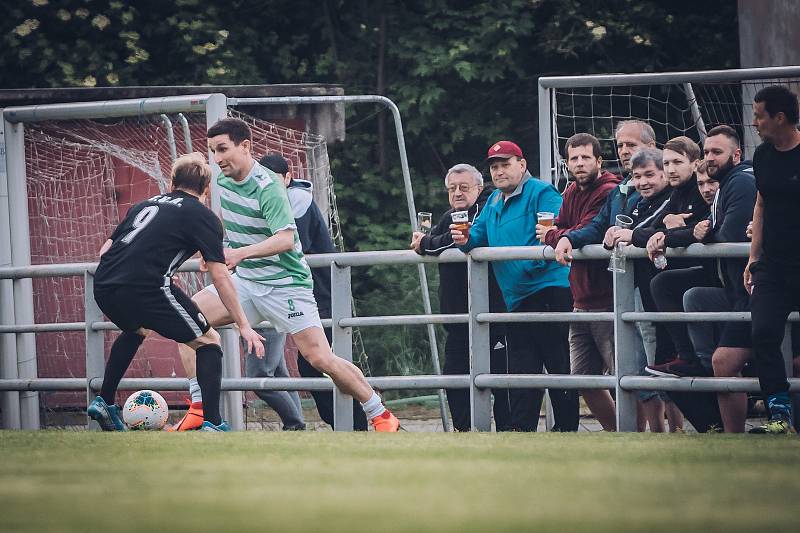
[23,109,347,422]
[545,75,800,187]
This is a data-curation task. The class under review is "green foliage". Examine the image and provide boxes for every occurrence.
[2,0,740,378]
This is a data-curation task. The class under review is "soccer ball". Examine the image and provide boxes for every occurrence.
[122,390,169,430]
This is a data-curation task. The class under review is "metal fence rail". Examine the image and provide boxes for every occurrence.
[0,242,797,431]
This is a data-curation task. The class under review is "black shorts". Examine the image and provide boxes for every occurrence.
[718,296,752,350]
[95,283,210,344]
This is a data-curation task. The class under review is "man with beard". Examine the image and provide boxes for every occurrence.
[537,133,620,431]
[746,85,800,433]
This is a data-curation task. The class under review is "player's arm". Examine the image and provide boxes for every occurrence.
[744,192,764,294]
[205,261,265,357]
[223,229,294,270]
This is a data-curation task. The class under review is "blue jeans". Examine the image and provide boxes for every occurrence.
[244,328,305,430]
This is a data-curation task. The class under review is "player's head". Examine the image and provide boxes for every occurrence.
[753,85,800,143]
[564,132,602,188]
[207,118,253,180]
[703,125,741,179]
[662,136,701,188]
[170,152,212,197]
[259,152,292,186]
[614,120,656,172]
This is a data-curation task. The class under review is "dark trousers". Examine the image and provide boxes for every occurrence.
[442,324,512,431]
[297,319,369,431]
[650,266,720,363]
[634,259,678,364]
[505,286,579,432]
[750,260,800,396]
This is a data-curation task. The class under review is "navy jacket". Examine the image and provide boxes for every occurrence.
[565,175,640,248]
[286,179,337,313]
[701,161,756,303]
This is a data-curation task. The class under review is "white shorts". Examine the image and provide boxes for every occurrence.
[204,274,322,334]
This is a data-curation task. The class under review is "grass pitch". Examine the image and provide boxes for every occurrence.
[1,431,798,532]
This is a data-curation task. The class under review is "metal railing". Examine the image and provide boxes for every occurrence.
[0,242,798,431]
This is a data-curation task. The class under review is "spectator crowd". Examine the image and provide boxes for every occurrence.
[411,85,800,434]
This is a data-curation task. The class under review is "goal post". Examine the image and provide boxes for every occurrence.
[537,65,800,185]
[2,93,227,429]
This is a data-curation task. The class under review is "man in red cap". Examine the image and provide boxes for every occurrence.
[452,140,579,432]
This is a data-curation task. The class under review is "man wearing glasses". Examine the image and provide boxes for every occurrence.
[410,164,511,431]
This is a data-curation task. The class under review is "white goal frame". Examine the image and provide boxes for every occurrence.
[537,65,800,184]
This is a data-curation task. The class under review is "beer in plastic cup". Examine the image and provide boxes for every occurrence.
[537,211,555,227]
[452,210,470,236]
[417,212,432,233]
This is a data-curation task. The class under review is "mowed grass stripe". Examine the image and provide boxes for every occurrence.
[0,432,798,533]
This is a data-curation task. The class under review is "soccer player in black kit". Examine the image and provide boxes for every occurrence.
[746,85,800,434]
[87,153,263,431]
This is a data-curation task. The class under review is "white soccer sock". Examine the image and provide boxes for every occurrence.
[360,391,386,419]
[189,377,203,404]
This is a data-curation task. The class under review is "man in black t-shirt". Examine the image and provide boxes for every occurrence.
[87,153,263,432]
[746,85,800,434]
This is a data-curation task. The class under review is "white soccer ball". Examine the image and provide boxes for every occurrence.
[122,390,169,430]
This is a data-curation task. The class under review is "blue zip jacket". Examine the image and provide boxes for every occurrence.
[460,174,570,311]
[564,175,641,248]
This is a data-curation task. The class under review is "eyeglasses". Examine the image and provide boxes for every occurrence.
[446,184,480,194]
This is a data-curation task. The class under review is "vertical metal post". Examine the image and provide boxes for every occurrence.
[538,83,554,184]
[205,94,228,214]
[683,83,708,141]
[203,95,242,428]
[84,272,105,430]
[4,118,39,429]
[159,114,177,163]
[331,263,354,431]
[176,113,193,154]
[0,115,21,429]
[468,256,492,431]
[613,265,638,432]
[220,329,244,430]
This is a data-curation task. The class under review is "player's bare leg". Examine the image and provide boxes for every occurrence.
[172,289,235,431]
[291,326,399,431]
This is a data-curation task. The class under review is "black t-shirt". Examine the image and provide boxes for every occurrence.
[95,191,225,290]
[753,142,800,269]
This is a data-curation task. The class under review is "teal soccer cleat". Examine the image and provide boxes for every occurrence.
[199,420,231,432]
[87,396,126,431]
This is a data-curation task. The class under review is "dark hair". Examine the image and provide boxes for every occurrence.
[754,85,800,125]
[705,125,740,148]
[663,136,701,162]
[171,153,212,194]
[565,133,602,159]
[207,118,252,145]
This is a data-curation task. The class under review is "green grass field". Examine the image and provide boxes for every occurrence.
[1,431,798,532]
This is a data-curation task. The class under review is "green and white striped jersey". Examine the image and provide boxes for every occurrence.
[217,161,312,288]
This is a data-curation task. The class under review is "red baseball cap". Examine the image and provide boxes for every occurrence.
[486,140,524,161]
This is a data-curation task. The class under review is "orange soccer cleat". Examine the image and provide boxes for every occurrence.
[166,401,204,431]
[370,410,400,432]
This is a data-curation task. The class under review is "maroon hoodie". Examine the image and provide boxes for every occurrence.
[543,170,621,310]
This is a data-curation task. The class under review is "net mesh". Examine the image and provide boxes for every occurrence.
[549,78,800,186]
[22,109,366,425]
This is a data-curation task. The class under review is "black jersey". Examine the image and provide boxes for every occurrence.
[753,142,800,270]
[95,191,225,289]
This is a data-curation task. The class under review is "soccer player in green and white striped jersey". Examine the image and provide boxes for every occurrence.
[175,118,399,432]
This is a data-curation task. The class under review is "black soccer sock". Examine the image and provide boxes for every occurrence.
[100,331,145,404]
[196,344,223,426]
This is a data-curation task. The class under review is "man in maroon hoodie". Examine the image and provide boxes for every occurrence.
[536,133,621,430]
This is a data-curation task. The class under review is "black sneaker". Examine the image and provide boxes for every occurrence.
[646,358,707,377]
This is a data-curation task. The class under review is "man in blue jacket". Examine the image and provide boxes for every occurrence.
[452,140,578,432]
